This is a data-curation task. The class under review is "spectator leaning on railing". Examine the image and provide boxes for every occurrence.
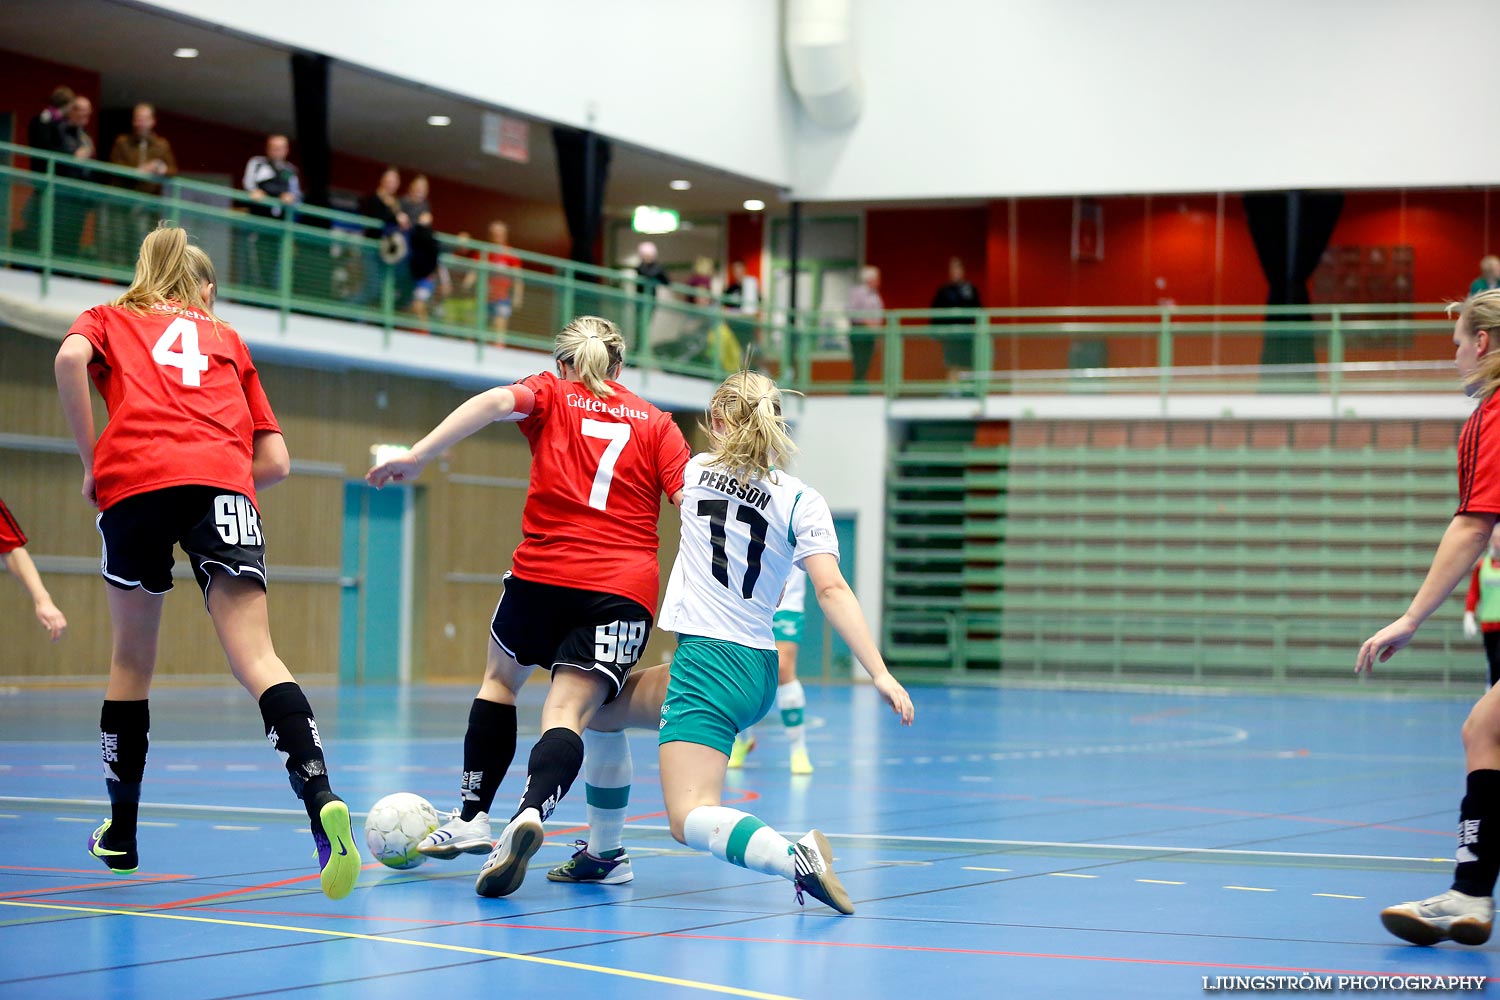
[931,256,982,388]
[484,220,523,341]
[53,96,97,261]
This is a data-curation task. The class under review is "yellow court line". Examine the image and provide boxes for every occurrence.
[0,900,800,1000]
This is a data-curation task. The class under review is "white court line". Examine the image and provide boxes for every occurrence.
[0,797,1456,865]
[137,821,176,828]
[1313,893,1365,899]
[40,764,75,771]
[1049,873,1098,879]
[1137,879,1185,885]
[1225,886,1276,892]
[53,817,94,823]
[212,825,260,831]
[224,765,257,772]
[165,764,199,771]
[962,866,1012,873]
[0,814,17,819]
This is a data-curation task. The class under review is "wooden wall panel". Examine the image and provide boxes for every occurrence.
[1,323,706,686]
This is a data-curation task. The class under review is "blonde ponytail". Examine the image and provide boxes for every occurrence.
[554,316,626,398]
[114,224,219,320]
[1457,289,1500,399]
[705,371,797,482]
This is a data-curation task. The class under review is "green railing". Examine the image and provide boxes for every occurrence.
[0,139,1460,398]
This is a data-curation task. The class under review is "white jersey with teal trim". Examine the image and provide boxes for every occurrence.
[659,454,838,650]
[776,567,807,614]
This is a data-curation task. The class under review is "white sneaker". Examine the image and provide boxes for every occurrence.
[1380,889,1494,946]
[417,810,493,860]
[475,808,544,898]
[792,829,853,915]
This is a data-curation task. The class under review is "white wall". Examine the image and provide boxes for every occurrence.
[793,0,1500,200]
[140,0,797,189]
[788,395,889,665]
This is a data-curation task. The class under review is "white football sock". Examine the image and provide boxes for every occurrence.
[684,805,794,880]
[777,680,807,751]
[583,730,630,855]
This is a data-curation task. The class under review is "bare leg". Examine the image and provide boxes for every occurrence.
[205,574,293,699]
[104,586,164,700]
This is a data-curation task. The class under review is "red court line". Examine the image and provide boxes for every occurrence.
[155,789,761,908]
[0,864,192,878]
[160,864,387,908]
[146,904,1500,983]
[0,879,170,899]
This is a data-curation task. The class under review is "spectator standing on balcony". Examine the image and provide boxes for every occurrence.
[1472,257,1500,298]
[846,265,884,385]
[403,175,443,322]
[18,87,76,254]
[106,104,177,265]
[484,220,523,342]
[358,167,409,307]
[53,96,97,262]
[1463,523,1500,687]
[241,135,302,290]
[723,260,761,361]
[931,256,982,389]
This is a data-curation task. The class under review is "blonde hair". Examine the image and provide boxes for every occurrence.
[114,225,218,320]
[555,316,625,398]
[705,371,796,482]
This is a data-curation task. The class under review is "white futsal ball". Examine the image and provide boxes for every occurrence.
[364,792,440,870]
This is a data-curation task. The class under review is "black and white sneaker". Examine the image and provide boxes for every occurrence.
[475,808,543,898]
[792,829,853,915]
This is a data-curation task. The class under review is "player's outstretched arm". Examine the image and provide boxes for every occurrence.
[1358,511,1496,674]
[252,431,291,490]
[367,386,526,487]
[1,547,67,642]
[803,552,914,725]
[54,335,99,507]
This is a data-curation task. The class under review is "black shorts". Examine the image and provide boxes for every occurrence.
[97,485,267,602]
[490,572,653,702]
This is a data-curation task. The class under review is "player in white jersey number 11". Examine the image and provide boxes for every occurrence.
[546,371,913,913]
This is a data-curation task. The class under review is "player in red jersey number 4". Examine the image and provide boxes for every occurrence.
[54,226,361,898]
[367,316,690,898]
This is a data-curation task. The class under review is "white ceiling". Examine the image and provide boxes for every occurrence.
[3,0,783,215]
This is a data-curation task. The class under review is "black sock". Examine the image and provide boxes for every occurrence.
[1453,769,1500,896]
[258,682,333,825]
[100,700,149,842]
[515,727,584,822]
[459,699,517,821]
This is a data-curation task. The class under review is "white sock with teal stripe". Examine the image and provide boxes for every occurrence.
[777,681,807,751]
[684,806,795,880]
[583,730,630,856]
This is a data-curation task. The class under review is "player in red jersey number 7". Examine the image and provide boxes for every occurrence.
[1359,289,1500,945]
[367,316,690,898]
[54,226,361,898]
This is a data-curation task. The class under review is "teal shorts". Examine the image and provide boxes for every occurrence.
[659,635,778,756]
[771,609,804,644]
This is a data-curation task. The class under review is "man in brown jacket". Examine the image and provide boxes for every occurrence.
[105,103,177,263]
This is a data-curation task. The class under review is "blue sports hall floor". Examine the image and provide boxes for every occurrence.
[1,680,1495,998]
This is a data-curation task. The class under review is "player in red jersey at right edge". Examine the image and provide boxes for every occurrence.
[54,226,360,897]
[366,315,690,897]
[1359,289,1500,945]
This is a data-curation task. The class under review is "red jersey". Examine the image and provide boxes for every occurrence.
[0,497,28,555]
[508,371,690,614]
[66,302,281,510]
[487,250,520,302]
[1459,391,1500,515]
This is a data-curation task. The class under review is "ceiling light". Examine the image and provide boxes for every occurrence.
[426,115,452,127]
[173,47,199,59]
[743,199,766,212]
[669,179,692,191]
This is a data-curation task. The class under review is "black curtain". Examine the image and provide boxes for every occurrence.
[552,127,612,265]
[1243,190,1343,366]
[291,53,331,209]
